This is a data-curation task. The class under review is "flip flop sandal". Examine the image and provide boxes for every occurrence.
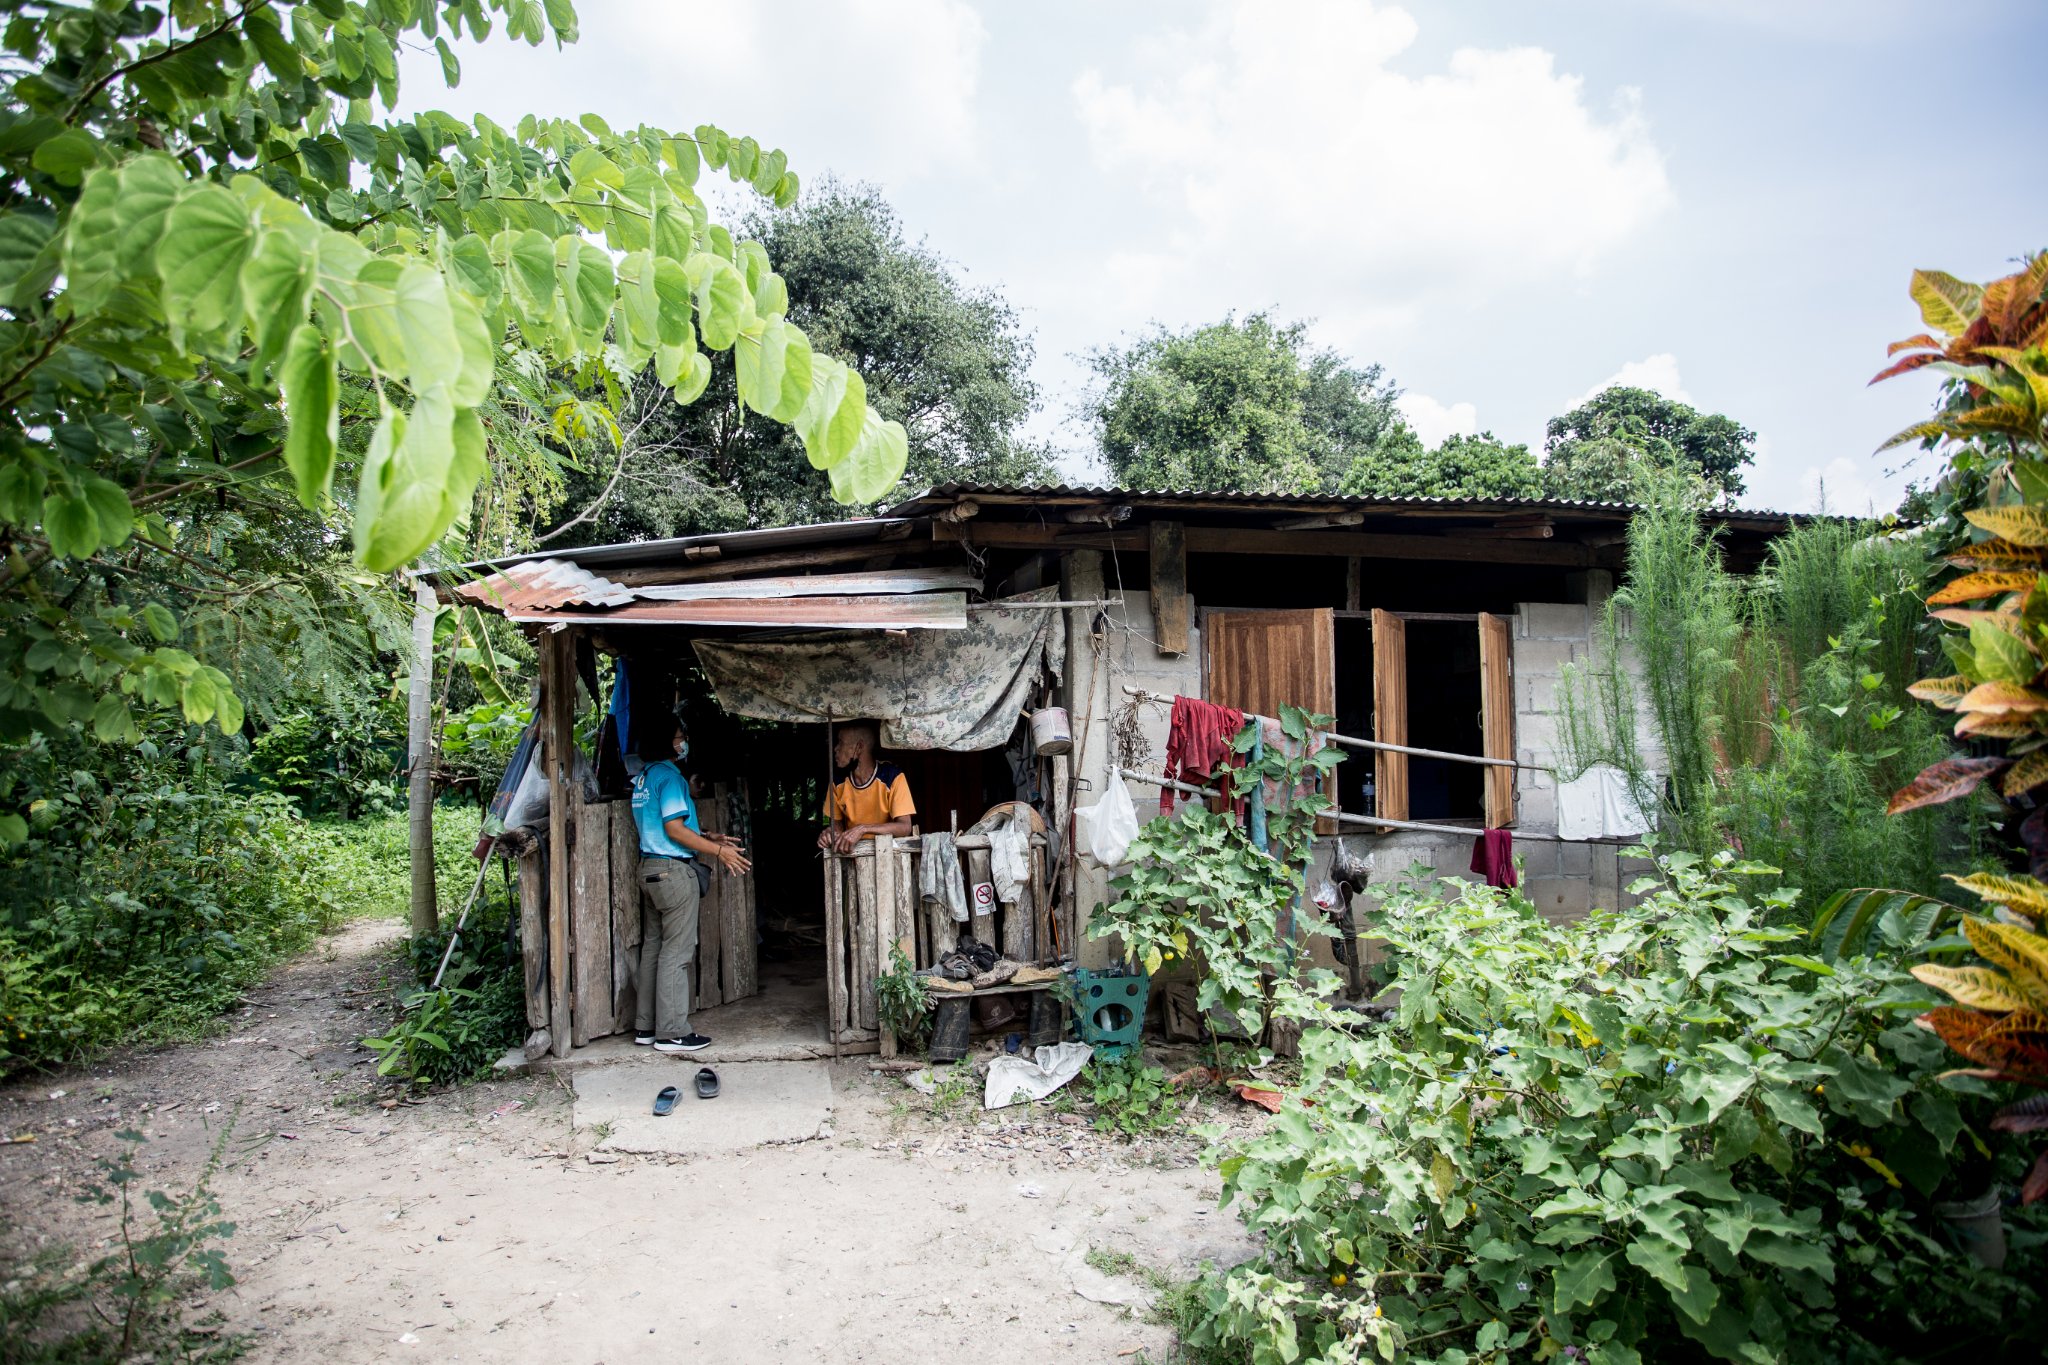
[653,1085,681,1116]
[694,1067,720,1100]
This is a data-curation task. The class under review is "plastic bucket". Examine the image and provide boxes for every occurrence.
[929,997,972,1062]
[1934,1186,2007,1270]
[1030,707,1073,755]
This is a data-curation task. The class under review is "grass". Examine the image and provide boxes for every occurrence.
[1084,1244,1234,1365]
[303,802,486,922]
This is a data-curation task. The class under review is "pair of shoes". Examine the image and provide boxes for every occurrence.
[653,1034,712,1053]
[634,1031,655,1045]
[651,1068,721,1114]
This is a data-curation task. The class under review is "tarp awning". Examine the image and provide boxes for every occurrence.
[693,588,1066,751]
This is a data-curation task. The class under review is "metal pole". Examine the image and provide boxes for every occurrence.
[407,579,440,938]
[1118,684,1535,770]
[430,837,500,990]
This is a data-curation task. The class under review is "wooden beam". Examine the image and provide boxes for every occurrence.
[571,800,613,1045]
[875,835,899,1059]
[519,851,546,1031]
[935,520,1594,566]
[1148,520,1189,655]
[610,798,640,1025]
[603,540,939,587]
[1185,525,1594,566]
[1274,511,1365,531]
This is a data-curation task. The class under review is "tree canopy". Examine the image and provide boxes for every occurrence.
[1340,431,1544,501]
[1083,314,1417,494]
[542,183,1054,544]
[1542,386,1757,504]
[0,0,907,837]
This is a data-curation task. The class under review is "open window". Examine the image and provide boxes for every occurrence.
[1357,610,1515,826]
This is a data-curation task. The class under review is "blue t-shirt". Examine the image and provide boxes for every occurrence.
[631,760,699,858]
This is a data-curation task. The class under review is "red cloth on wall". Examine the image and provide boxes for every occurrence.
[1470,828,1517,889]
[1160,696,1245,813]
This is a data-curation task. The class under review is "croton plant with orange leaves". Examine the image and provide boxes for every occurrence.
[1867,251,2048,1201]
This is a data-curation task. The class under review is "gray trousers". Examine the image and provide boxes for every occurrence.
[634,857,700,1037]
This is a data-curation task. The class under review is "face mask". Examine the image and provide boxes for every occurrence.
[674,739,689,761]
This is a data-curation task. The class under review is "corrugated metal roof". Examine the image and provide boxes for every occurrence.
[422,517,911,581]
[501,592,969,630]
[633,567,979,603]
[452,558,636,611]
[884,482,1805,525]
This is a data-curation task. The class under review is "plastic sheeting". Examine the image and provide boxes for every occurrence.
[693,588,1066,751]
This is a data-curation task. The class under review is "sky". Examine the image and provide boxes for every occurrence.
[398,0,2048,514]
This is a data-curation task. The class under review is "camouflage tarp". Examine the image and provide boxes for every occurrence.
[692,588,1065,751]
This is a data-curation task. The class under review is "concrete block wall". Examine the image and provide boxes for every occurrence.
[1060,559,1661,971]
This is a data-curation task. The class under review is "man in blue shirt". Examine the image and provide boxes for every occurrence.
[631,718,750,1052]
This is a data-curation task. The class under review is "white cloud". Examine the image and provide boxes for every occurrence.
[1396,393,1479,448]
[1797,454,1885,517]
[1579,352,1691,406]
[402,0,988,186]
[1069,0,1671,327]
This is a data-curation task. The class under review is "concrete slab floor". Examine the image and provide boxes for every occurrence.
[575,1058,834,1154]
[519,958,835,1071]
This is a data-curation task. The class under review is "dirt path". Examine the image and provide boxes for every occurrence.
[0,921,1259,1363]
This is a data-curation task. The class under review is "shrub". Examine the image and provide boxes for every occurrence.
[1189,851,2041,1365]
[363,873,526,1088]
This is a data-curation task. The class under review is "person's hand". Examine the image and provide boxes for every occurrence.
[816,828,836,852]
[718,843,752,876]
[833,825,866,855]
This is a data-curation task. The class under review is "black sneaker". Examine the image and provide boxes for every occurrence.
[653,1034,712,1053]
[634,1031,655,1046]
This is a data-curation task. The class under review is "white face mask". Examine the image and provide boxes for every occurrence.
[674,738,689,761]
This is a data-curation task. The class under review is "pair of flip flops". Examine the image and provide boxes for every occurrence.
[652,1068,720,1115]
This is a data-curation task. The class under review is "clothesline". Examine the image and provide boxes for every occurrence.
[1110,764,1570,843]
[1120,684,1541,772]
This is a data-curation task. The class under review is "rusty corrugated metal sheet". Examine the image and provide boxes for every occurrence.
[453,558,636,611]
[504,592,970,630]
[632,567,979,603]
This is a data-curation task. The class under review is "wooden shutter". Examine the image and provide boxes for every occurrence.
[1479,612,1516,827]
[1370,608,1408,823]
[1207,608,1337,830]
[1206,609,1336,722]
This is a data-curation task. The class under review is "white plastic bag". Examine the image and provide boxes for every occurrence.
[1075,777,1140,868]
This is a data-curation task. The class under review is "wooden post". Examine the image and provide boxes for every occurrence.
[696,785,726,1013]
[571,800,612,1045]
[518,850,546,1029]
[541,629,574,1059]
[875,835,899,1058]
[1002,859,1033,964]
[967,846,996,948]
[1149,520,1189,655]
[722,777,758,1001]
[407,580,439,938]
[1028,840,1049,965]
[854,847,879,1032]
[1052,753,1074,959]
[610,799,640,1026]
[824,855,846,1056]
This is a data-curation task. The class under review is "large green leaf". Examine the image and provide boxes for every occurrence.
[735,317,813,424]
[30,128,99,185]
[796,357,866,469]
[556,234,614,345]
[280,323,339,506]
[114,154,186,275]
[689,251,747,350]
[239,230,312,369]
[502,228,557,326]
[1910,269,1983,338]
[81,478,133,549]
[42,492,99,561]
[1551,1248,1615,1312]
[1968,616,2037,685]
[56,175,119,312]
[156,183,254,342]
[832,409,910,504]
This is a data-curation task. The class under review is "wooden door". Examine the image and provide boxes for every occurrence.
[1370,608,1408,824]
[1478,613,1517,827]
[1206,609,1337,824]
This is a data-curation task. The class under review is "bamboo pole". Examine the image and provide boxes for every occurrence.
[407,579,439,937]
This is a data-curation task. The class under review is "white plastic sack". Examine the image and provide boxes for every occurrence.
[984,1041,1094,1110]
[1075,777,1139,868]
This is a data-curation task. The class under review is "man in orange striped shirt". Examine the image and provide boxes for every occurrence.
[817,721,917,855]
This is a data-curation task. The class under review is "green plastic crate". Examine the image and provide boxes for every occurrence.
[1069,968,1149,1060]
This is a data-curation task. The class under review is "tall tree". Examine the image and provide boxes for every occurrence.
[0,0,906,842]
[539,184,1054,542]
[1340,432,1544,500]
[1083,314,1416,494]
[1542,386,1757,504]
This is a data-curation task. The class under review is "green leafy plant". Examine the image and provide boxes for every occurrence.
[1087,1055,1181,1139]
[366,884,524,1087]
[875,942,934,1052]
[1,1125,241,1362]
[1090,704,1342,1050]
[0,0,911,844]
[1187,850,2042,1365]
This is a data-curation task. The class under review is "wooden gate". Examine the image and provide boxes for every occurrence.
[518,781,760,1051]
[823,831,1049,1057]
